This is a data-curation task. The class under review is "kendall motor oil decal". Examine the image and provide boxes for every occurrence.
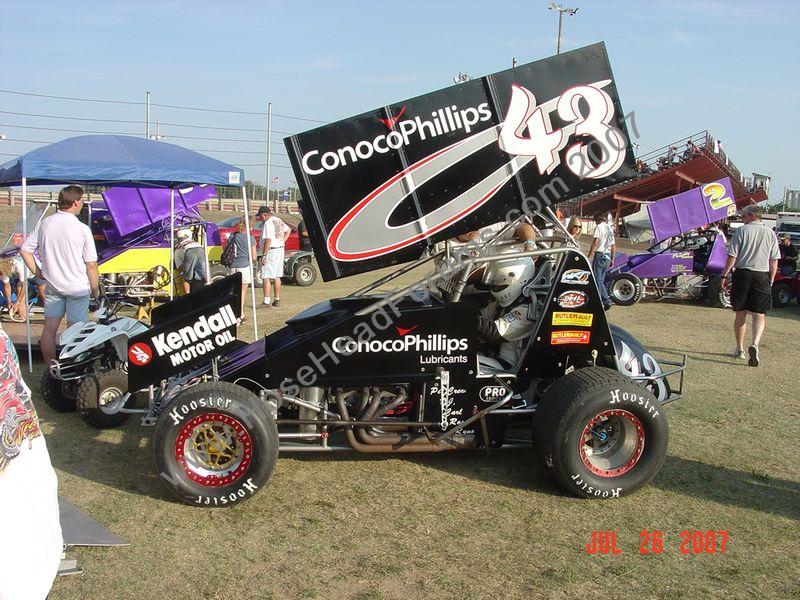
[128,274,243,391]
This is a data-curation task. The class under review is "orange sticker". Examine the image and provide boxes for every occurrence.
[551,330,591,345]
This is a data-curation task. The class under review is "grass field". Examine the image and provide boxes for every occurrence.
[2,204,798,598]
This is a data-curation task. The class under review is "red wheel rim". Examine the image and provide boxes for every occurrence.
[580,409,644,478]
[175,412,253,487]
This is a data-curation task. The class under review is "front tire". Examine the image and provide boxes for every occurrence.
[292,262,317,287]
[40,370,77,413]
[152,382,278,507]
[76,365,132,429]
[607,273,644,306]
[533,367,668,499]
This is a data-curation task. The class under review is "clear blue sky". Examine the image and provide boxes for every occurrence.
[1,0,798,203]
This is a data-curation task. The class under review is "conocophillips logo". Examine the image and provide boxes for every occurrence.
[332,329,468,355]
[301,103,492,176]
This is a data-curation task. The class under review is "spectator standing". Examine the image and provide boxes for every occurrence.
[256,206,289,307]
[173,228,207,294]
[228,220,257,319]
[20,185,99,365]
[778,235,797,275]
[721,205,780,366]
[588,213,616,311]
[566,216,582,240]
[296,219,312,251]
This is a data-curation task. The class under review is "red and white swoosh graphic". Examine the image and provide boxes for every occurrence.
[327,80,614,263]
[395,325,418,336]
[378,105,406,130]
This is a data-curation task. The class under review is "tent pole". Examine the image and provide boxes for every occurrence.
[241,187,258,339]
[22,177,32,372]
[169,189,175,300]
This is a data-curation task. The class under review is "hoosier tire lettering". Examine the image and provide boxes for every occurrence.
[533,367,669,499]
[153,382,278,507]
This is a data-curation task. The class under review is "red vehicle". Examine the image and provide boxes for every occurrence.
[216,216,317,286]
[217,216,300,252]
[772,270,800,308]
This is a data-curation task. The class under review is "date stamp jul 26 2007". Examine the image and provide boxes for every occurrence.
[585,530,730,555]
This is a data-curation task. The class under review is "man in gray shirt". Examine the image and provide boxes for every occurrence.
[721,205,780,366]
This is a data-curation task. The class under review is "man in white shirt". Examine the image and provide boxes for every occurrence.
[588,213,616,310]
[256,205,288,307]
[20,185,100,364]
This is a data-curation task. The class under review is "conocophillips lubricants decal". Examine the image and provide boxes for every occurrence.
[285,42,635,281]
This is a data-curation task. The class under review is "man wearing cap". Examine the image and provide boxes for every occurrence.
[721,205,780,366]
[256,206,289,307]
[778,235,797,275]
[174,228,207,294]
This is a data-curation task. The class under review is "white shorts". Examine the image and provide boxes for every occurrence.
[260,247,284,279]
[231,266,252,285]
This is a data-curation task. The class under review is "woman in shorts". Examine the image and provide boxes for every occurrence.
[228,220,257,319]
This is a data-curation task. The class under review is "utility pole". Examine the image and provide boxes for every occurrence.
[266,102,273,210]
[548,3,579,55]
[146,91,151,139]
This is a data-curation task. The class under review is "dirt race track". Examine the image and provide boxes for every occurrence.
[20,260,795,600]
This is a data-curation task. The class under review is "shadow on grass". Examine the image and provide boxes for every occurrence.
[288,448,799,520]
[655,456,800,521]
[43,412,171,503]
[43,408,799,521]
[648,345,740,367]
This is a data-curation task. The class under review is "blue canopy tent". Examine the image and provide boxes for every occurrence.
[0,135,258,369]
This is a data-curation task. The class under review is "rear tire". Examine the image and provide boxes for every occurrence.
[40,370,77,413]
[707,274,731,308]
[771,282,793,308]
[292,262,317,287]
[76,365,132,429]
[152,382,278,507]
[210,264,231,283]
[607,273,643,306]
[533,367,668,499]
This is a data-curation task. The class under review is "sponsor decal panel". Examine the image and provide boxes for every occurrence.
[552,311,594,327]
[284,43,636,281]
[561,269,591,285]
[556,290,588,309]
[551,330,591,345]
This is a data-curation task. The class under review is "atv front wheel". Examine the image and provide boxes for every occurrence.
[40,370,77,413]
[76,365,132,429]
[152,382,278,507]
[533,367,668,499]
[292,262,317,287]
[771,282,793,308]
[607,273,643,306]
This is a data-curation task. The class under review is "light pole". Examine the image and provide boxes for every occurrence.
[548,3,579,55]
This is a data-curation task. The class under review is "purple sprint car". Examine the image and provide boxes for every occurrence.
[605,178,736,308]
